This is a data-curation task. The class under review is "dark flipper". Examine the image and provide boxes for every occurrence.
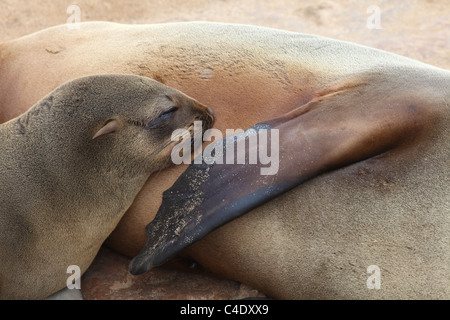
[130,80,425,275]
[130,123,299,274]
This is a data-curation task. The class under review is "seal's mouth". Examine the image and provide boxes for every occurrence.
[190,105,215,142]
[169,106,214,162]
[196,106,215,130]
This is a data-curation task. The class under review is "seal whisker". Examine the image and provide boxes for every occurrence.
[153,152,174,178]
[135,139,176,170]
[136,123,197,171]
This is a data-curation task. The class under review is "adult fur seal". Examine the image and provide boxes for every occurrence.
[0,74,213,299]
[132,70,450,300]
[1,22,449,299]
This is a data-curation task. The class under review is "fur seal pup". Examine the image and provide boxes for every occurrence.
[1,22,449,299]
[0,74,213,299]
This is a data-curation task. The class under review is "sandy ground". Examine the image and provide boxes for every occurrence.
[1,0,448,300]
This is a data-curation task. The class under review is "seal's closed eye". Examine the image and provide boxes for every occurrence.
[146,107,178,129]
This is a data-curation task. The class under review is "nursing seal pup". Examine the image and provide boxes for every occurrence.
[0,74,213,299]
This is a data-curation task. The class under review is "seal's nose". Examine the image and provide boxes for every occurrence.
[191,101,215,129]
[204,107,215,129]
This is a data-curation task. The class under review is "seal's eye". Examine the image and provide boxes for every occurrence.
[146,107,177,129]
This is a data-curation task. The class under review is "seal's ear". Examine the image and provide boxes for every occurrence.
[130,78,430,275]
[92,119,123,140]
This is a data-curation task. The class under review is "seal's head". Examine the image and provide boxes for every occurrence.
[6,74,215,224]
[15,74,214,196]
